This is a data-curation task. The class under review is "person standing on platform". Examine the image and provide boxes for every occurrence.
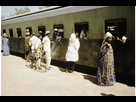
[35,34,43,70]
[96,32,116,86]
[25,29,31,59]
[65,33,80,73]
[29,33,39,68]
[2,33,10,56]
[42,31,51,70]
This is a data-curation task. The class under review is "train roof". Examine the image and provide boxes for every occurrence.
[2,6,108,25]
[2,6,64,21]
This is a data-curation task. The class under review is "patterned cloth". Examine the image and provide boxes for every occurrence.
[96,44,116,86]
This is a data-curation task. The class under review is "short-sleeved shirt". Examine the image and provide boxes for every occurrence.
[29,36,39,49]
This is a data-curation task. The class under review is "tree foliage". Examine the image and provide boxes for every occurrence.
[7,7,31,18]
[1,15,5,20]
[39,6,51,10]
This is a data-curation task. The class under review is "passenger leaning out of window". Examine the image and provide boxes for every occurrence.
[53,28,62,42]
[80,27,89,40]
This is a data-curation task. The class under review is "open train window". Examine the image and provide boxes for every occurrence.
[105,18,126,39]
[26,27,32,35]
[3,29,6,34]
[16,28,22,38]
[38,26,45,37]
[9,29,13,37]
[74,22,89,38]
[53,24,64,38]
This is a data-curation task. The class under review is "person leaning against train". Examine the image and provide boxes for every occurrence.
[42,31,52,70]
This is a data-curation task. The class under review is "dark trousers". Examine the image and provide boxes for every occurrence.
[65,61,75,70]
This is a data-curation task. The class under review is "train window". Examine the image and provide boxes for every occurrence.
[105,18,126,39]
[53,24,64,38]
[38,26,45,37]
[16,28,22,38]
[3,29,6,34]
[9,29,13,37]
[74,22,89,38]
[26,27,32,36]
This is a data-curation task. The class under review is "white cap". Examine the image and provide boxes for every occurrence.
[26,29,29,31]
[46,31,50,35]
[54,28,58,31]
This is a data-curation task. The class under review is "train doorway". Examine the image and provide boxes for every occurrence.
[38,26,45,37]
[105,18,126,39]
[74,22,89,38]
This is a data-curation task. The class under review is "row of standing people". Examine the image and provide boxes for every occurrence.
[28,29,80,73]
[29,30,117,86]
[28,31,52,70]
[1,28,126,87]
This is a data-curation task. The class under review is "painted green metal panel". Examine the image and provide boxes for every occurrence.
[1,6,135,40]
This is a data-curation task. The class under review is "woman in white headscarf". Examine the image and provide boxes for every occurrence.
[65,33,80,73]
[96,32,116,86]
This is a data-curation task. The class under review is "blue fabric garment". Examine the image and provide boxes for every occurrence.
[53,32,62,42]
[1,37,2,51]
[96,44,116,86]
[2,37,10,55]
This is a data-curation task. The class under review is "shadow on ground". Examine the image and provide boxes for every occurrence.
[100,93,115,96]
[82,75,96,85]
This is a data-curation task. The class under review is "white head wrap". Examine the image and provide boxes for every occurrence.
[69,33,76,43]
[101,32,113,49]
[104,32,112,40]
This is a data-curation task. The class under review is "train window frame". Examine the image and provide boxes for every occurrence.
[105,18,127,39]
[3,29,6,34]
[53,24,64,38]
[9,29,13,37]
[38,26,45,37]
[74,22,89,38]
[16,28,22,38]
[26,27,32,36]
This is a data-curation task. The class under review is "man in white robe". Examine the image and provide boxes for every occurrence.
[42,31,51,70]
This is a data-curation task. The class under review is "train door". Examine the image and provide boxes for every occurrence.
[74,22,89,38]
[38,26,45,37]
[53,24,64,38]
[105,18,126,39]
[105,18,127,57]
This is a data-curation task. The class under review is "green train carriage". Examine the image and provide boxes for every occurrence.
[1,6,135,76]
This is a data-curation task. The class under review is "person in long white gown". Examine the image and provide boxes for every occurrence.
[42,31,51,70]
[65,33,80,73]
